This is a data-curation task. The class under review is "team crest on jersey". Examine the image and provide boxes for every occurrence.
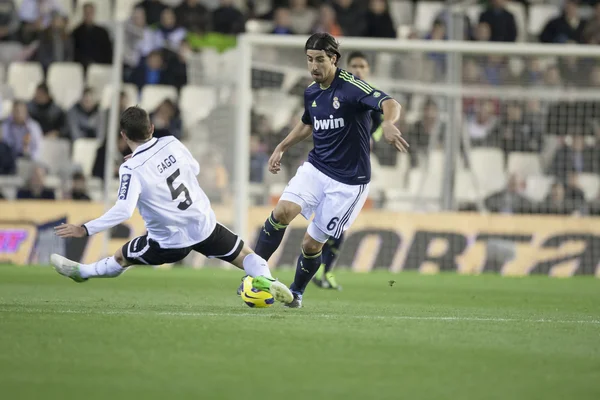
[332,97,340,109]
[373,91,381,98]
[118,174,131,200]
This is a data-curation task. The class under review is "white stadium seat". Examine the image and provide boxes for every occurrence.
[72,138,99,177]
[47,62,84,109]
[389,1,413,27]
[455,170,480,204]
[101,83,138,109]
[0,63,5,83]
[86,64,113,94]
[140,85,178,112]
[114,0,138,20]
[0,99,12,120]
[40,138,71,176]
[506,2,527,42]
[507,152,543,177]
[414,1,444,34]
[577,174,600,201]
[469,147,506,197]
[524,175,554,202]
[179,85,217,127]
[7,62,44,100]
[528,4,560,37]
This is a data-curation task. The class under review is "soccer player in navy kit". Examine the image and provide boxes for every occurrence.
[254,33,408,308]
[313,51,381,291]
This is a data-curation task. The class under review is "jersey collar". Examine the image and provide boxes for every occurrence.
[132,137,158,158]
[319,68,341,90]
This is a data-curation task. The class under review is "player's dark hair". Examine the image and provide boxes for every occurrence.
[120,106,152,143]
[347,51,368,65]
[305,33,341,66]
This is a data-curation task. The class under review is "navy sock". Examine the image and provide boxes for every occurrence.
[254,212,288,261]
[290,248,322,295]
[322,234,344,274]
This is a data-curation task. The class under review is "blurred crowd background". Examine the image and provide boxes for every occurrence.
[0,0,599,218]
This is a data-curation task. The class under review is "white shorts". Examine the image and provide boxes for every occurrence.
[280,162,369,243]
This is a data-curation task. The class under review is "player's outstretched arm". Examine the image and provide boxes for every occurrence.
[381,99,409,153]
[268,121,312,174]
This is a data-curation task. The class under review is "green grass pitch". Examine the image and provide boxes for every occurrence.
[1,265,599,400]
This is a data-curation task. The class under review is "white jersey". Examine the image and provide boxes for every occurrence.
[84,137,217,248]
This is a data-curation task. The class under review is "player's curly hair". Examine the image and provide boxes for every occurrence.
[305,33,341,66]
[120,106,152,142]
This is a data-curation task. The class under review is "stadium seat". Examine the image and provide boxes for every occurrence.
[466,5,483,29]
[86,64,113,94]
[179,85,217,128]
[7,62,44,100]
[0,175,23,200]
[253,89,300,132]
[506,1,527,42]
[577,173,600,201]
[47,62,84,109]
[140,85,178,112]
[70,0,112,28]
[100,83,138,109]
[39,138,71,176]
[0,63,5,83]
[507,152,543,177]
[455,170,480,204]
[72,138,99,177]
[0,99,12,120]
[0,42,24,65]
[245,20,274,34]
[469,147,506,197]
[114,0,138,20]
[414,1,444,34]
[389,1,413,27]
[524,175,554,202]
[528,4,560,37]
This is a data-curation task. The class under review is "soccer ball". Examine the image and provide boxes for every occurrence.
[240,276,274,308]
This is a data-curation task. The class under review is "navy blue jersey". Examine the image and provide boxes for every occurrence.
[301,69,391,185]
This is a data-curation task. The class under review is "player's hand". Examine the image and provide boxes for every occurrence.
[382,121,409,152]
[54,224,87,238]
[268,147,284,174]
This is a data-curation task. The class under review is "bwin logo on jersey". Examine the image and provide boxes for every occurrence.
[118,174,131,200]
[313,115,345,131]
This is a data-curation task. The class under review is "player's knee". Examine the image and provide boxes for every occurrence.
[113,248,128,267]
[273,201,301,225]
[302,235,324,255]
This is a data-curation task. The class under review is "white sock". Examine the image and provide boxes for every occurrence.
[79,257,126,279]
[243,253,273,279]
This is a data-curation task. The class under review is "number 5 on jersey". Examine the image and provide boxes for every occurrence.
[166,169,193,210]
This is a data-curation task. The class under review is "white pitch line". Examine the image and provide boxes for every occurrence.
[0,307,599,325]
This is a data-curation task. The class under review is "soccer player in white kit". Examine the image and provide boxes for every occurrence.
[51,106,293,304]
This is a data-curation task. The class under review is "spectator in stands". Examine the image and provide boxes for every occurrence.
[0,140,17,174]
[365,0,396,38]
[1,101,43,161]
[464,99,497,147]
[67,87,99,141]
[521,57,545,86]
[249,135,268,183]
[484,174,532,214]
[152,8,186,52]
[539,182,571,215]
[482,55,508,86]
[540,0,584,44]
[272,8,294,35]
[489,101,542,156]
[331,0,366,37]
[582,2,600,44]
[0,0,19,41]
[175,0,209,33]
[27,83,68,139]
[18,0,64,43]
[162,42,189,90]
[312,4,342,36]
[408,98,445,167]
[150,99,182,139]
[289,0,317,35]
[550,133,598,180]
[212,0,245,35]
[72,2,112,69]
[544,64,563,87]
[474,21,491,42]
[69,171,91,201]
[123,6,155,78]
[128,50,169,90]
[17,164,55,200]
[136,0,167,26]
[479,0,517,42]
[565,172,587,213]
[92,130,132,181]
[34,12,73,71]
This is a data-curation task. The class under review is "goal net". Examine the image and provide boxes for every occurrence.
[234,34,600,275]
